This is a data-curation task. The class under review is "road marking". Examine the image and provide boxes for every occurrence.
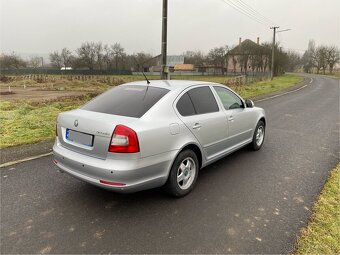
[254,78,312,103]
[0,152,53,169]
[0,76,314,168]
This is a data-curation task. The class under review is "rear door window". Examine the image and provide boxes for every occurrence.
[82,85,169,118]
[176,93,196,116]
[187,86,219,114]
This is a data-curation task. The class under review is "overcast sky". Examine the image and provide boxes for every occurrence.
[0,0,339,58]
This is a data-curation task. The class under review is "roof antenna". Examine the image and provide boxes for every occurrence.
[142,71,150,85]
[142,72,150,100]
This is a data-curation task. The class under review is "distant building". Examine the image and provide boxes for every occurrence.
[150,55,185,72]
[227,37,270,74]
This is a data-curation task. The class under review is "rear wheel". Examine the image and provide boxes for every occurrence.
[250,120,265,151]
[164,150,199,197]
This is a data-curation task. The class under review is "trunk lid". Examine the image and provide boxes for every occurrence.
[57,109,137,159]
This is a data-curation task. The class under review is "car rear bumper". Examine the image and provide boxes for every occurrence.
[53,139,177,193]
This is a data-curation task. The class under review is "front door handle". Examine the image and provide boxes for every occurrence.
[192,123,202,129]
[228,116,234,121]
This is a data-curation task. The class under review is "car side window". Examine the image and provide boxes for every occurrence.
[176,92,196,116]
[187,86,219,114]
[213,86,243,110]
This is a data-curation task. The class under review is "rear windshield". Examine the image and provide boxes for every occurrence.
[82,85,169,118]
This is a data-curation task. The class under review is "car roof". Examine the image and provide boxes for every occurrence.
[122,80,218,91]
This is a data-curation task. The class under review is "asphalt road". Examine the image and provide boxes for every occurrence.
[1,74,339,254]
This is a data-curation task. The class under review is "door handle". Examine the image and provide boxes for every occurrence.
[228,116,234,121]
[192,123,202,129]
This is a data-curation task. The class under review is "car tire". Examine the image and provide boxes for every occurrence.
[250,120,265,151]
[164,150,199,197]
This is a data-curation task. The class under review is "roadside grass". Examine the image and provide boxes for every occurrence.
[294,164,340,254]
[235,74,303,98]
[0,74,302,148]
[0,96,90,147]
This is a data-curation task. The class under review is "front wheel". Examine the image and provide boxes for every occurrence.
[250,120,265,151]
[164,150,199,197]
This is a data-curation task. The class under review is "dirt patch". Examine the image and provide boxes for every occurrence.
[0,91,15,95]
[0,87,85,102]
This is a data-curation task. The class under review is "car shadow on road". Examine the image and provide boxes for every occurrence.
[65,146,254,208]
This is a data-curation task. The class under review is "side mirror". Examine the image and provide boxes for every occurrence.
[245,99,254,108]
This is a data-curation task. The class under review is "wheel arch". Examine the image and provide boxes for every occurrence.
[170,142,204,172]
[180,143,203,169]
[259,116,266,127]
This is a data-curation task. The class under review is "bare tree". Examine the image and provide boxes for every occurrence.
[302,40,316,73]
[208,46,228,75]
[302,40,339,74]
[77,42,97,70]
[326,45,339,74]
[94,42,104,70]
[0,52,27,69]
[183,51,205,67]
[29,55,42,68]
[60,48,73,68]
[231,55,237,74]
[313,45,328,74]
[285,51,301,72]
[112,43,125,71]
[102,44,113,70]
[131,52,154,72]
[49,51,63,69]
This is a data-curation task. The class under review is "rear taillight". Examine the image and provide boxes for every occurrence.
[108,125,140,153]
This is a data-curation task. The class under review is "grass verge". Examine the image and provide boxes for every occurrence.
[0,96,91,147]
[294,164,340,254]
[235,74,303,98]
[0,74,303,148]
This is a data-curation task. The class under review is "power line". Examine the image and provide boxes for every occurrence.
[222,0,269,26]
[219,0,270,27]
[232,0,277,26]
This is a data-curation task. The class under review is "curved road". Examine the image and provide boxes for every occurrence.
[1,74,339,254]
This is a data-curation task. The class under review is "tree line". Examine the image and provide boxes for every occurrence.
[301,40,339,74]
[1,40,338,75]
[49,42,153,72]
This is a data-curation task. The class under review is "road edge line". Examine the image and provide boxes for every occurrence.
[254,77,311,103]
[0,152,53,169]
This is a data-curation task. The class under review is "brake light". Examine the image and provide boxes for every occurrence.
[108,125,140,153]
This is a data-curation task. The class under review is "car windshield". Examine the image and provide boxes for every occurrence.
[82,85,169,118]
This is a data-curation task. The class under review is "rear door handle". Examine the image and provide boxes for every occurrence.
[192,123,202,129]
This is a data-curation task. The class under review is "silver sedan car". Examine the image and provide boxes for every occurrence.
[53,80,266,197]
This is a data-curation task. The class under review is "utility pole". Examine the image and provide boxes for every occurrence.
[161,0,168,80]
[270,26,279,80]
